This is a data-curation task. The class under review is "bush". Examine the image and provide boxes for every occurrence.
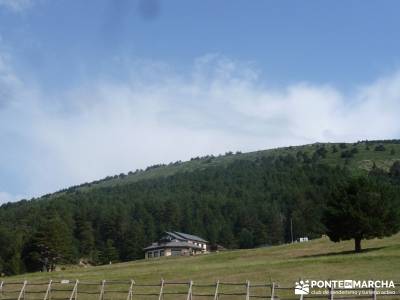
[315,147,328,158]
[341,150,353,159]
[390,161,400,177]
[374,145,386,151]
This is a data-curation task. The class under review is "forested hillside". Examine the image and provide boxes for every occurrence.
[0,140,400,276]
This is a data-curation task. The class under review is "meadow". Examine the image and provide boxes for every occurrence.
[7,234,400,284]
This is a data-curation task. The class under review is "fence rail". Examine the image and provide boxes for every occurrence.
[0,279,398,300]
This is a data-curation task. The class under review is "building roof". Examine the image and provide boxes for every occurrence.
[172,231,208,243]
[143,231,209,251]
[164,231,186,241]
[143,241,203,251]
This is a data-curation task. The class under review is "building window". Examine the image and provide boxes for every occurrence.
[148,251,153,258]
[154,251,159,257]
[171,249,181,256]
[160,250,164,256]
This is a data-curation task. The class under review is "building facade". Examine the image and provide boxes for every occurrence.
[144,231,209,259]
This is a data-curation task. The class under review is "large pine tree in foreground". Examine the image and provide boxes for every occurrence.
[324,176,400,252]
[23,215,76,272]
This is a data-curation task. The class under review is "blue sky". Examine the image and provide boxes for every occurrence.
[2,0,400,89]
[0,0,400,202]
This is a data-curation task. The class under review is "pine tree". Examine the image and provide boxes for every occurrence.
[324,177,400,252]
[0,227,24,275]
[239,228,254,249]
[390,161,400,177]
[265,205,285,245]
[100,239,119,264]
[218,223,236,248]
[77,221,95,259]
[121,221,145,261]
[23,215,76,271]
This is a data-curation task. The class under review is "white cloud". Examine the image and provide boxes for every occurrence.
[0,54,399,202]
[0,0,36,12]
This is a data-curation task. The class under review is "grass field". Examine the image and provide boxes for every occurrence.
[7,234,400,284]
[2,234,399,300]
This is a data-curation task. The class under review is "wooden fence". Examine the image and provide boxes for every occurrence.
[0,279,398,300]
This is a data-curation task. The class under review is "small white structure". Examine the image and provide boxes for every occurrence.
[298,237,309,242]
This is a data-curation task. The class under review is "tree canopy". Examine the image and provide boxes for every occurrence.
[323,176,400,252]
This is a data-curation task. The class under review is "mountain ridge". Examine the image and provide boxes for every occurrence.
[36,139,400,201]
[0,139,399,276]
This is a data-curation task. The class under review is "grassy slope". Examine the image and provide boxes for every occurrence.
[59,141,400,196]
[8,234,400,284]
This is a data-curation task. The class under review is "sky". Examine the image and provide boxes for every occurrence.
[0,0,400,202]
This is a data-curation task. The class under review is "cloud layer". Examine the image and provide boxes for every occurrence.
[0,53,399,202]
[0,0,35,11]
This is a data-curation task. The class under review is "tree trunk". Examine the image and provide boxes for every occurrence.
[355,237,362,252]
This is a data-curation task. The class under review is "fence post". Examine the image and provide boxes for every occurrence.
[99,280,106,300]
[328,286,334,300]
[127,280,135,300]
[372,287,377,300]
[0,281,3,297]
[245,280,250,300]
[75,280,79,300]
[214,280,220,300]
[17,281,27,300]
[69,280,79,300]
[158,279,164,300]
[43,280,52,300]
[271,282,275,300]
[186,280,193,300]
[298,277,304,300]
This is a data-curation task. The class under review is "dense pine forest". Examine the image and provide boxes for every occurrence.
[0,140,400,275]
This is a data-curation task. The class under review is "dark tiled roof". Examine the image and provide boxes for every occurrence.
[143,241,203,251]
[165,231,186,241]
[173,231,208,243]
